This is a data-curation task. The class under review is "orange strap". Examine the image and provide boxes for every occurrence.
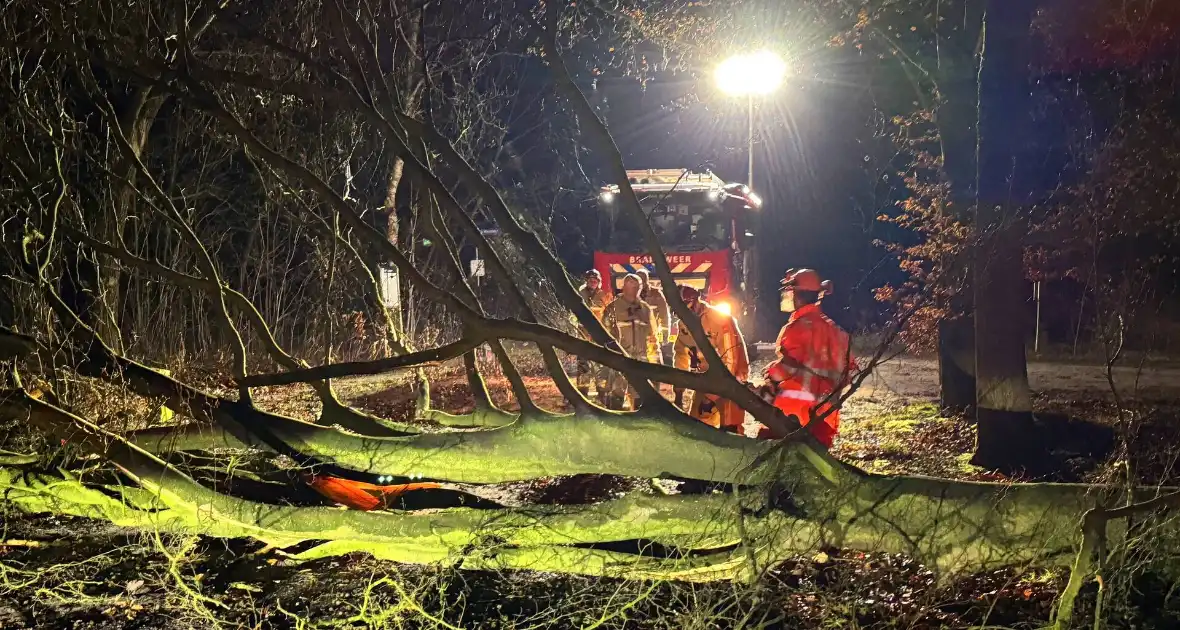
[308,475,441,511]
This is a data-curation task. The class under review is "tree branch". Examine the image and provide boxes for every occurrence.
[178,28,653,404]
[66,227,406,436]
[532,16,724,413]
[240,337,483,387]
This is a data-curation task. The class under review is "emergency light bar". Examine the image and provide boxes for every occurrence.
[600,169,728,197]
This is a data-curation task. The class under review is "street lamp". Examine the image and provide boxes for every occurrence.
[714,51,788,186]
[715,51,786,343]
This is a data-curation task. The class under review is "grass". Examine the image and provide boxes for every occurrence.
[832,401,981,478]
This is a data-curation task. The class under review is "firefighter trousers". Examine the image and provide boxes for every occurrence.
[575,357,606,395]
[769,395,840,448]
[688,390,745,432]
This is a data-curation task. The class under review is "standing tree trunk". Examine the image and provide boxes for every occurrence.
[385,158,405,246]
[938,315,976,410]
[971,0,1036,472]
[87,89,167,355]
[933,4,983,412]
[377,1,425,348]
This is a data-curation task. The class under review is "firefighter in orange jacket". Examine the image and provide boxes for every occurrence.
[759,269,858,447]
[673,285,750,433]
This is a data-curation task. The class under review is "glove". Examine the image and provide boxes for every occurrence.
[749,381,776,404]
[765,360,790,385]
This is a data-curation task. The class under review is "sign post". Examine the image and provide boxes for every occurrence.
[1033,280,1042,354]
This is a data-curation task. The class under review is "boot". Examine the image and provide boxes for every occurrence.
[607,394,626,411]
[595,390,610,408]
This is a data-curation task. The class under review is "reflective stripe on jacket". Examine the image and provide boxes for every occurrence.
[771,303,856,398]
[674,303,750,430]
[602,296,658,361]
[641,286,671,341]
[673,304,750,381]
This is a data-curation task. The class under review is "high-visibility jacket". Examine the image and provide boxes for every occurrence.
[574,285,610,392]
[602,296,658,362]
[641,285,671,342]
[575,284,609,332]
[674,303,750,429]
[765,303,857,447]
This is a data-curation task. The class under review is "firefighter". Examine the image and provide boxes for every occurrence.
[759,269,858,447]
[672,285,750,432]
[634,268,671,363]
[601,273,658,410]
[575,269,610,402]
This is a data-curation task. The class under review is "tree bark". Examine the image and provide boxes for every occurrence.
[0,429,1149,582]
[932,3,984,410]
[938,315,976,411]
[971,0,1036,472]
[86,90,167,354]
[378,3,425,345]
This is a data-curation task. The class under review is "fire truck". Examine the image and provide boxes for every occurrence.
[593,168,762,338]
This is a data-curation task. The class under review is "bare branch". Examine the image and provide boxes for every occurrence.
[240,337,483,387]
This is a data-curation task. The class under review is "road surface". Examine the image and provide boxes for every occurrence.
[849,356,1180,405]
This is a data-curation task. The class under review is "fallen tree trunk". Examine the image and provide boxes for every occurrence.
[126,406,519,454]
[242,410,776,484]
[4,386,1144,581]
[0,329,1159,586]
[0,445,1131,579]
[130,411,773,484]
[77,338,778,484]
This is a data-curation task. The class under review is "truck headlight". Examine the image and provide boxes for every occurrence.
[715,301,733,316]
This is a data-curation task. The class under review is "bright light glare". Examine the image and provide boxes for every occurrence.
[714,300,733,316]
[714,51,788,96]
[747,192,762,208]
[599,191,615,203]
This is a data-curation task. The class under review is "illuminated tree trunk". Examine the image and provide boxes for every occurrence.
[378,3,424,347]
[0,390,1144,583]
[933,5,983,412]
[971,0,1036,472]
[938,315,975,410]
[82,90,166,354]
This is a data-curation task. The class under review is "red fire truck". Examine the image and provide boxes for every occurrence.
[593,168,762,338]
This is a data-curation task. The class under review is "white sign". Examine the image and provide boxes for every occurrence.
[470,258,486,278]
[378,265,400,309]
[627,254,692,265]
